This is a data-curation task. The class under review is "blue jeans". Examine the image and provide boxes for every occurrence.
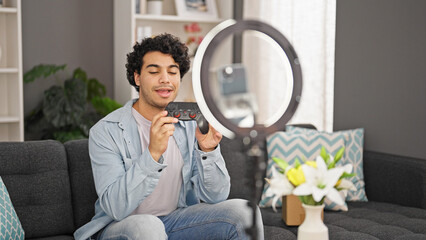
[97,199,264,240]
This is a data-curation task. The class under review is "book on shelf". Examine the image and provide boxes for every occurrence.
[136,26,152,43]
[135,0,147,14]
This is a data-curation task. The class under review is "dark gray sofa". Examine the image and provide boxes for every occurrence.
[0,138,425,240]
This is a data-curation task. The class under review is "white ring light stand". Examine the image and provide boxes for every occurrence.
[192,19,303,239]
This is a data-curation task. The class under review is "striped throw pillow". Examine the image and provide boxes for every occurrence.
[0,177,25,240]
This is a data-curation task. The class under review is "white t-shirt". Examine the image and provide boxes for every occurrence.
[130,108,184,216]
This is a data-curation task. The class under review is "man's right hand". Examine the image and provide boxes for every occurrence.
[148,111,178,162]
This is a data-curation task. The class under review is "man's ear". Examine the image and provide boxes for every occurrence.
[134,71,140,86]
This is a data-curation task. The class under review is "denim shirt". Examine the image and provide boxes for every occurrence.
[74,100,231,240]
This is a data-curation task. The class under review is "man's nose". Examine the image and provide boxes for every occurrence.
[159,70,170,83]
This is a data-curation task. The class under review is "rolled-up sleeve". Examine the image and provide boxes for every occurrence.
[190,144,231,203]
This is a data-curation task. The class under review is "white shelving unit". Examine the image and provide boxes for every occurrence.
[0,0,23,141]
[113,0,233,104]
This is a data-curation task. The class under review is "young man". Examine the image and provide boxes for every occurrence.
[74,33,264,240]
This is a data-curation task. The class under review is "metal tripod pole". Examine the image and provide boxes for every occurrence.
[244,136,266,240]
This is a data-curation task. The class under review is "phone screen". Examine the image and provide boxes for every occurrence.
[216,64,248,96]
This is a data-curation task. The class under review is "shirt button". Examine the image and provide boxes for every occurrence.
[202,156,207,160]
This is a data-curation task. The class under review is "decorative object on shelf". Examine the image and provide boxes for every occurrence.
[184,22,203,57]
[135,0,146,14]
[298,204,328,240]
[23,64,122,142]
[175,0,218,19]
[146,0,163,15]
[264,146,356,240]
[0,0,4,7]
[136,26,152,43]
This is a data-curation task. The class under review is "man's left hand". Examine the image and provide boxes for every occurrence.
[195,124,222,152]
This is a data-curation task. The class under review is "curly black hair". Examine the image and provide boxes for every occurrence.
[125,33,190,92]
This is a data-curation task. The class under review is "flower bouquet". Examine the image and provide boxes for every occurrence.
[265,146,356,240]
[265,146,356,211]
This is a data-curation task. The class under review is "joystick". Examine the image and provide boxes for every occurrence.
[165,102,209,134]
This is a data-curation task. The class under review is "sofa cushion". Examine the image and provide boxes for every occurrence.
[261,201,426,239]
[0,176,25,239]
[263,226,296,240]
[327,201,426,239]
[363,151,426,209]
[64,139,98,229]
[0,140,74,238]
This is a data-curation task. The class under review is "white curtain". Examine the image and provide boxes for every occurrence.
[243,0,336,131]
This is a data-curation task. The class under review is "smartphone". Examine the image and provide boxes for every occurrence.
[216,64,248,96]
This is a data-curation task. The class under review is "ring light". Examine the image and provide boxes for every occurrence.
[192,19,303,141]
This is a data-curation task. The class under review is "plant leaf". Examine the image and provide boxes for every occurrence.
[43,78,87,128]
[329,146,346,169]
[320,146,327,161]
[91,96,122,116]
[272,157,289,171]
[78,112,101,136]
[24,64,66,83]
[24,103,44,130]
[87,78,106,100]
[25,64,119,143]
[43,85,68,127]
[294,158,302,168]
[64,78,87,116]
[72,68,88,82]
[321,146,331,164]
[298,195,321,205]
[334,146,345,162]
[24,104,54,141]
[340,172,356,179]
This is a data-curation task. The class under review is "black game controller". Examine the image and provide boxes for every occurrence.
[165,102,209,134]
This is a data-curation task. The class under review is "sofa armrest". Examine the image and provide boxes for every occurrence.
[363,151,426,209]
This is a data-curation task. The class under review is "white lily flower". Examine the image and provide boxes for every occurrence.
[337,179,357,191]
[293,156,345,205]
[336,163,356,191]
[342,163,353,174]
[265,166,294,212]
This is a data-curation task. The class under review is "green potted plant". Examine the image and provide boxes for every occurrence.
[24,64,122,142]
